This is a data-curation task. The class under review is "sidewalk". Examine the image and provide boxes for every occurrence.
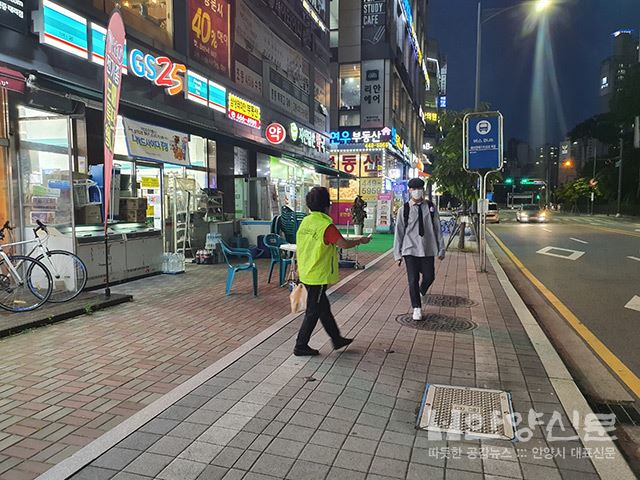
[0,253,381,480]
[33,250,634,480]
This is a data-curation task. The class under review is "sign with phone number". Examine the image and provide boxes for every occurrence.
[360,177,382,201]
[228,93,261,129]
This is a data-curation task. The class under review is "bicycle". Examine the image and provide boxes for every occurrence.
[0,230,53,312]
[0,221,88,303]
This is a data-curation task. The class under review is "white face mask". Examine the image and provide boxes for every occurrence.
[410,189,424,200]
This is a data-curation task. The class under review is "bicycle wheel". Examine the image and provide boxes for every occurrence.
[34,250,88,303]
[0,255,53,312]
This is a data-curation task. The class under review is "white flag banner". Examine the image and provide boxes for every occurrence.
[634,116,639,149]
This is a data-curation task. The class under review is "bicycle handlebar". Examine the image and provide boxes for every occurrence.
[34,220,48,235]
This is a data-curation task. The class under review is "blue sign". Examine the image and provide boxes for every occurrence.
[439,96,447,108]
[39,0,88,59]
[186,71,208,107]
[466,114,502,170]
[90,23,127,72]
[208,80,227,113]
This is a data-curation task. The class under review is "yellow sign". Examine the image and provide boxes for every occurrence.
[146,205,154,217]
[339,179,360,202]
[228,93,261,128]
[141,176,160,189]
[424,111,438,123]
[359,177,382,201]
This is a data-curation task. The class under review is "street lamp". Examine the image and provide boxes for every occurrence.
[474,0,554,110]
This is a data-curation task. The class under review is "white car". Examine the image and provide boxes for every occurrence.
[516,204,548,223]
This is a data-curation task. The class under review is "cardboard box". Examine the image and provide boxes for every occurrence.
[120,209,147,223]
[76,204,102,224]
[120,197,147,211]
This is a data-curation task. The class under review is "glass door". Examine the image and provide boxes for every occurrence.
[135,163,162,230]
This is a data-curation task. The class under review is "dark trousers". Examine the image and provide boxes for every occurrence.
[404,255,435,308]
[295,284,341,348]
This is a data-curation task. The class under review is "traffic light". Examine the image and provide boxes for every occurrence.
[535,194,541,200]
[505,177,514,185]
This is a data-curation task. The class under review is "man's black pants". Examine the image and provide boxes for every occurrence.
[295,284,341,348]
[404,255,435,308]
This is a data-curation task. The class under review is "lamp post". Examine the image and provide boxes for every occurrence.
[474,0,553,111]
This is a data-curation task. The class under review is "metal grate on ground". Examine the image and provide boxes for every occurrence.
[396,313,478,332]
[418,384,515,440]
[424,294,477,307]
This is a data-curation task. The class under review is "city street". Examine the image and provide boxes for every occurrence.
[489,212,640,397]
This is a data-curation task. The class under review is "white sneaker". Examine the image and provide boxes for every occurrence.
[413,308,422,321]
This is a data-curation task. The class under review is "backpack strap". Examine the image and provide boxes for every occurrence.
[403,202,410,226]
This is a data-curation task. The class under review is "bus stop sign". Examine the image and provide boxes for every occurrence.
[463,112,504,171]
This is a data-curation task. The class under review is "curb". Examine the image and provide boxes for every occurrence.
[0,293,133,339]
[487,244,636,480]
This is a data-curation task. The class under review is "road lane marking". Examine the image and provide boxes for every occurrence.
[542,228,552,232]
[489,229,640,398]
[537,246,585,261]
[625,296,640,312]
[578,224,640,238]
[570,237,588,244]
[628,256,640,262]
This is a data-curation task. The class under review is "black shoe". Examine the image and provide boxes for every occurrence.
[333,337,353,350]
[294,346,320,356]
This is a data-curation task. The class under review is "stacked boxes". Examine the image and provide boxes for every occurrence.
[119,198,148,223]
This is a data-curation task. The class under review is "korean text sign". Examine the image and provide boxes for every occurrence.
[189,0,231,77]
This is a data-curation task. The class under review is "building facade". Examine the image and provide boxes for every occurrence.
[599,29,639,112]
[327,0,430,226]
[0,0,336,285]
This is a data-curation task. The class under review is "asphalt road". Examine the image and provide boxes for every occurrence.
[489,211,640,387]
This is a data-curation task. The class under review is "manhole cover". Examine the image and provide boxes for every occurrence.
[418,384,515,440]
[396,313,477,332]
[424,294,477,308]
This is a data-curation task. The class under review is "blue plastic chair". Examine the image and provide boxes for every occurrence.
[219,239,258,296]
[263,234,293,286]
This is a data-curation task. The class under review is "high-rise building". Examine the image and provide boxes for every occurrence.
[537,144,559,191]
[328,0,431,223]
[599,29,639,112]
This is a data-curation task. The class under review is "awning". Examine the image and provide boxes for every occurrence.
[0,65,26,94]
[312,161,355,179]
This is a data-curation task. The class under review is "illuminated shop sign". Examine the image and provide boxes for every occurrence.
[208,80,227,113]
[330,127,393,145]
[129,48,187,96]
[399,0,427,79]
[228,93,261,129]
[289,122,327,152]
[186,70,208,106]
[424,111,438,123]
[266,123,286,145]
[439,96,447,108]
[36,0,88,59]
[90,23,128,73]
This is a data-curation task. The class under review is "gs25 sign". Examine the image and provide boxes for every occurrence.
[129,48,187,95]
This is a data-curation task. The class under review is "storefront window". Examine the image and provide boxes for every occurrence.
[339,63,361,109]
[136,163,162,229]
[189,135,206,167]
[17,106,73,232]
[97,0,173,46]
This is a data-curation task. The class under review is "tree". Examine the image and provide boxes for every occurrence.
[556,178,601,213]
[432,110,503,248]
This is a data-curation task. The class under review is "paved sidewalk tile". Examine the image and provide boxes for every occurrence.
[0,255,381,479]
[24,251,620,480]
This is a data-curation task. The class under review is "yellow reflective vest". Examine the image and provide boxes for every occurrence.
[297,212,339,285]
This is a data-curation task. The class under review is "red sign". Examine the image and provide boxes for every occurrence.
[0,66,25,94]
[189,0,231,77]
[103,10,125,230]
[265,123,286,145]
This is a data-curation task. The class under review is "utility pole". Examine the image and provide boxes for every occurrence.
[474,1,481,111]
[616,137,623,217]
[591,142,597,215]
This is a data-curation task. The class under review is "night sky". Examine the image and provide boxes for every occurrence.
[427,0,640,146]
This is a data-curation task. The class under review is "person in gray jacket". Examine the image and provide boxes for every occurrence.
[393,178,445,320]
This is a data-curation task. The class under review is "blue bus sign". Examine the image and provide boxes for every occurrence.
[463,112,503,171]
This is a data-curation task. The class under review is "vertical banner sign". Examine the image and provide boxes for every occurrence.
[102,10,125,296]
[361,0,386,58]
[361,60,384,128]
[103,10,126,230]
[189,0,231,77]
